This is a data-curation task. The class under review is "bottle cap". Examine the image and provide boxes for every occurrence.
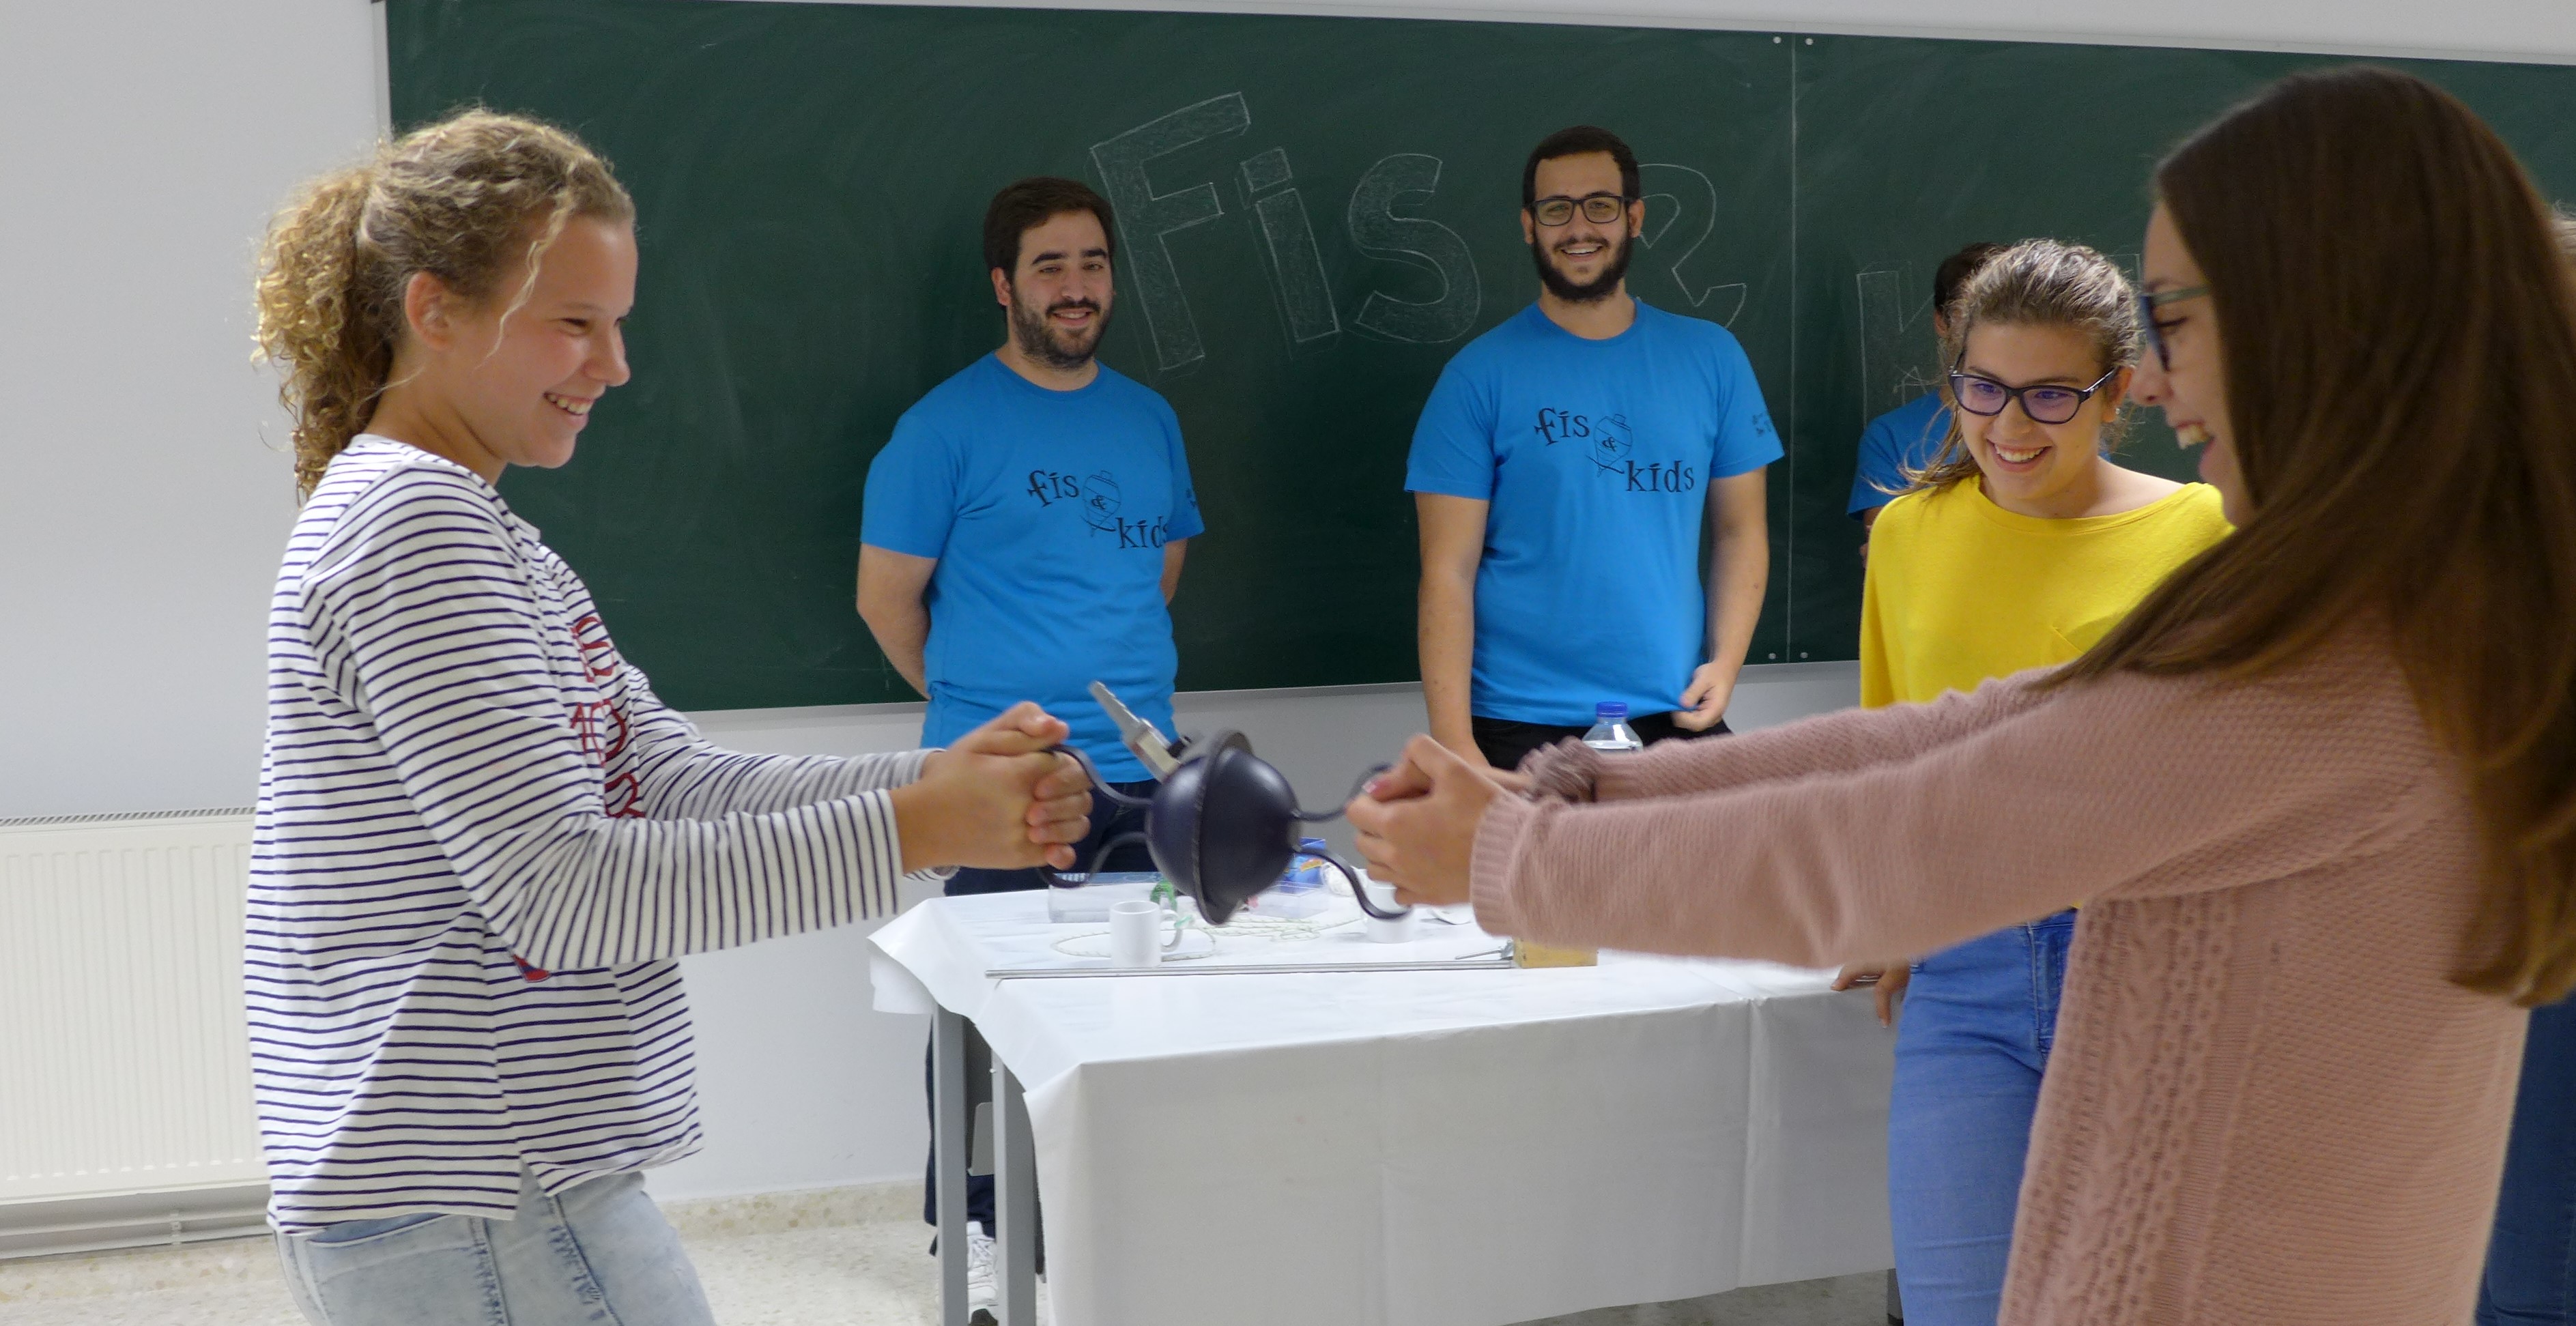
[1595,702,1629,721]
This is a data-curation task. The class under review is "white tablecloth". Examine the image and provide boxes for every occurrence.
[870,893,1895,1326]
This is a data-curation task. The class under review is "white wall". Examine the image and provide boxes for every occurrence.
[0,1,376,820]
[8,0,2563,1201]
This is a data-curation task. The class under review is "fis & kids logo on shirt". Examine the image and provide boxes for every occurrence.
[1026,468,1174,548]
[1533,408,1698,493]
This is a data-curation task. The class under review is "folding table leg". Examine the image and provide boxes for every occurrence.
[993,1057,1040,1325]
[932,1007,971,1326]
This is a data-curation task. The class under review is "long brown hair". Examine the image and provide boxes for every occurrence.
[2055,66,2576,1005]
[252,111,633,498]
[1906,239,2140,494]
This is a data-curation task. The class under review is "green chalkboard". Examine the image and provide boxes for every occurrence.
[386,2,2576,708]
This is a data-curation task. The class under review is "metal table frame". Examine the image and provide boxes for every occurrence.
[933,1006,1040,1325]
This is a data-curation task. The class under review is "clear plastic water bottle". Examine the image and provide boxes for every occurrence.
[1246,837,1334,919]
[1582,702,1644,753]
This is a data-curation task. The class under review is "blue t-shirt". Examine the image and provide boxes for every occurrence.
[1848,391,1951,517]
[1405,301,1782,726]
[861,355,1203,780]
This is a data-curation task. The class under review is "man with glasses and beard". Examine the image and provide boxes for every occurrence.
[859,177,1198,1312]
[1407,126,1779,772]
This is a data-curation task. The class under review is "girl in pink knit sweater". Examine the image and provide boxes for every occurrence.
[1352,66,2576,1326]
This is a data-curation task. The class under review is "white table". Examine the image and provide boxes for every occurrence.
[870,892,1897,1326]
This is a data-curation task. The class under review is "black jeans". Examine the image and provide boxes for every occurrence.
[1469,710,1730,773]
[923,778,1156,1247]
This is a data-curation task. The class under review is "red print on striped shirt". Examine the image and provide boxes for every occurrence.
[572,614,620,681]
[567,615,644,820]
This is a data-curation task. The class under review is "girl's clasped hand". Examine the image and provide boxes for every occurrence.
[1345,734,1527,907]
[891,702,1096,874]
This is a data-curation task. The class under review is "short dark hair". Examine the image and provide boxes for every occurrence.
[1932,242,2007,319]
[982,177,1116,279]
[1523,126,1640,210]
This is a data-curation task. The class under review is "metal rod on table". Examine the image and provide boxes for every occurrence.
[932,1008,970,1326]
[994,1058,1040,1325]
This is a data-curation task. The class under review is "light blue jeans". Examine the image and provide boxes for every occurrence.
[276,1170,715,1326]
[1887,911,2076,1326]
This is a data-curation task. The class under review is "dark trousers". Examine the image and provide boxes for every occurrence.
[1469,710,1730,773]
[2480,994,2576,1324]
[922,779,1156,1244]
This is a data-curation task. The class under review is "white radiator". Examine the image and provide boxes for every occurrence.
[0,809,270,1254]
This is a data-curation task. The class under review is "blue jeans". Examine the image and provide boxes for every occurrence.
[275,1170,713,1326]
[2481,995,2576,1324]
[1887,911,2076,1326]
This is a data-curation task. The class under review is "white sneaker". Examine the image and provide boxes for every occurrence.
[964,1223,998,1325]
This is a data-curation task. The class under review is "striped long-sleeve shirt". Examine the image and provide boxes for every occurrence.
[249,437,920,1233]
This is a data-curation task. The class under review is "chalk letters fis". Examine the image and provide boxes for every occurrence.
[1091,93,1485,369]
[1089,96,1747,370]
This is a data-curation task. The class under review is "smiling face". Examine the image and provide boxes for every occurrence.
[1953,321,2128,519]
[1521,151,1640,304]
[396,214,636,478]
[2133,203,2245,524]
[995,209,1113,371]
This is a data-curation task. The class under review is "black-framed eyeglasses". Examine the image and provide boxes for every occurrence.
[2137,285,2209,371]
[1947,354,2122,426]
[1530,192,1634,227]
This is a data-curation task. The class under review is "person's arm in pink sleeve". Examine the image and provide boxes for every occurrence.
[1474,664,2429,968]
[1519,668,2059,803]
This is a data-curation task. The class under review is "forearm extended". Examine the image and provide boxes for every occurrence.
[1477,661,2420,965]
[1526,670,2057,803]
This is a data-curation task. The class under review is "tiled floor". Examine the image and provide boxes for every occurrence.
[0,1186,1889,1326]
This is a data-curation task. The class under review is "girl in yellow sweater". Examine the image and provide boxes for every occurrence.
[1844,240,2230,1324]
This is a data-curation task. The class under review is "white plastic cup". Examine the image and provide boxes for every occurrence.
[1108,899,1164,967]
[1362,880,1418,944]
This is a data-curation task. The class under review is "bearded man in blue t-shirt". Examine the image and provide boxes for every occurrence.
[1408,126,1781,773]
[859,175,1198,841]
[857,176,1199,1294]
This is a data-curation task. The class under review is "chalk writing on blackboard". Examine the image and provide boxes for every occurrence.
[1091,93,1253,371]
[1237,147,1342,347]
[1638,162,1745,325]
[1857,268,1938,416]
[1346,153,1481,344]
[1094,96,1492,360]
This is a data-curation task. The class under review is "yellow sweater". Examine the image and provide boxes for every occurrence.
[1861,478,2232,709]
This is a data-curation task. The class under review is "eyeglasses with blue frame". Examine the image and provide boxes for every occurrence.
[1947,350,2123,426]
